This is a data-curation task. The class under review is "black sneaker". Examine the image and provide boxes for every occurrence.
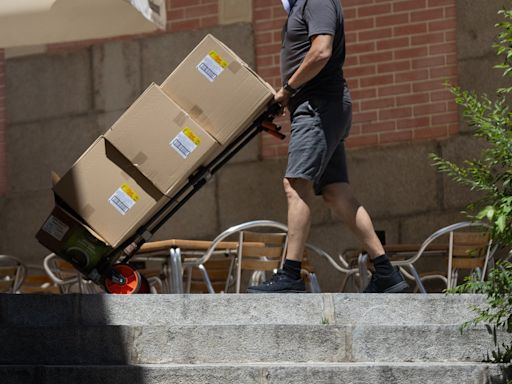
[363,268,409,293]
[246,270,306,293]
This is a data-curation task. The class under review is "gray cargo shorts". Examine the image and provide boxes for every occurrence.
[286,87,352,195]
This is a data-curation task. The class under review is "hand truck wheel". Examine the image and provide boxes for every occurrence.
[104,264,142,294]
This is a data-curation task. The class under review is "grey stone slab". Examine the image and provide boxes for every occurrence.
[79,294,325,326]
[7,114,100,193]
[141,24,255,88]
[0,293,76,326]
[0,326,134,365]
[132,325,347,364]
[456,0,507,61]
[352,324,505,362]
[93,40,142,113]
[439,134,488,210]
[333,294,486,326]
[96,110,124,134]
[2,363,499,384]
[6,50,92,124]
[0,366,38,384]
[264,362,497,384]
[346,142,440,218]
[458,55,510,108]
[0,324,346,364]
[0,190,55,265]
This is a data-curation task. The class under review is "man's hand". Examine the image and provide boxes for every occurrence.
[275,86,291,109]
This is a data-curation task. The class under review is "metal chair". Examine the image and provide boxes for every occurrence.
[0,255,27,293]
[43,253,101,293]
[358,221,497,293]
[193,220,363,293]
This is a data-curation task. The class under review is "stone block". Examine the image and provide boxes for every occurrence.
[0,294,76,327]
[456,0,508,60]
[400,210,467,244]
[79,294,325,326]
[439,134,487,210]
[96,109,124,134]
[352,324,498,362]
[457,55,510,104]
[7,115,100,193]
[141,24,255,88]
[346,142,440,218]
[151,181,218,241]
[333,294,485,325]
[93,40,142,113]
[131,325,347,364]
[0,363,498,384]
[6,50,92,124]
[0,190,55,265]
[220,0,252,24]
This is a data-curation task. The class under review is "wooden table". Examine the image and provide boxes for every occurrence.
[134,239,264,293]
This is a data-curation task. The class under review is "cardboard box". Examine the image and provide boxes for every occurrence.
[53,137,168,247]
[36,204,112,275]
[105,83,220,196]
[161,34,275,144]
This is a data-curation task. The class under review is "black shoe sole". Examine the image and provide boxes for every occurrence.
[383,280,409,293]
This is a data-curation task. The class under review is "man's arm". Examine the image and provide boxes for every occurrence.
[275,33,333,106]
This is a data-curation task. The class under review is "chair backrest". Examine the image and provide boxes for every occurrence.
[0,255,27,293]
[235,230,287,293]
[43,253,96,293]
[447,229,492,288]
[450,231,491,269]
[185,254,234,293]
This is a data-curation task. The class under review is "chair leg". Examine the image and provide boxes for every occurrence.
[197,264,215,294]
[407,265,427,294]
[307,271,321,293]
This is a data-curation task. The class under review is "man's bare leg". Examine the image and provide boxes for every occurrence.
[321,182,384,260]
[322,182,408,292]
[283,177,314,262]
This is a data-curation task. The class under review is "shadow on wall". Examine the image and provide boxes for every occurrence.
[0,294,146,384]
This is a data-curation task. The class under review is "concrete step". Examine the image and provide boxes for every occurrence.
[0,362,505,384]
[0,293,487,326]
[0,324,502,364]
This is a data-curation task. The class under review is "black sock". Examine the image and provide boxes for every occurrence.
[283,259,302,279]
[372,254,395,275]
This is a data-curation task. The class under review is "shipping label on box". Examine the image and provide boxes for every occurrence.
[105,84,220,196]
[53,136,168,247]
[36,204,112,274]
[160,34,275,145]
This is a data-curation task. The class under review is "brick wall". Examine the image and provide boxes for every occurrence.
[167,0,219,32]
[0,49,6,196]
[256,0,459,157]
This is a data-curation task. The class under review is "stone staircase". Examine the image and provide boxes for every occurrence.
[0,293,507,383]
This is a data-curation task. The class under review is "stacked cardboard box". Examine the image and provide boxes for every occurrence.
[37,34,275,274]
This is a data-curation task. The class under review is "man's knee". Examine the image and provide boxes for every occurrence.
[283,177,313,201]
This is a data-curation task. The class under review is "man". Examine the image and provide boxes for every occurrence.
[247,0,408,293]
